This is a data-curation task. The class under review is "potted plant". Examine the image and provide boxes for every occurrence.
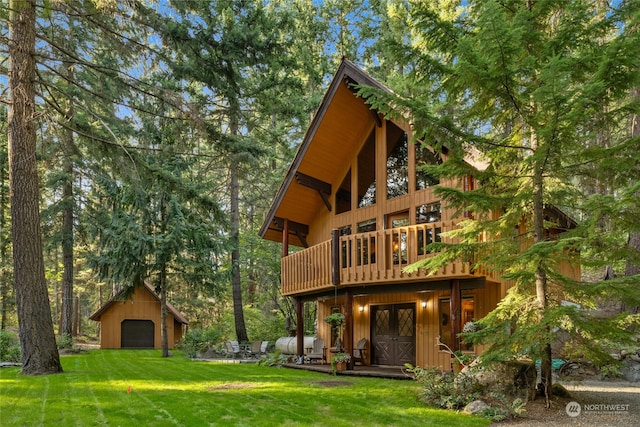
[331,352,351,374]
[324,312,345,327]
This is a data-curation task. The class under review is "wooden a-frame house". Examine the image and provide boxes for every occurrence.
[259,59,579,370]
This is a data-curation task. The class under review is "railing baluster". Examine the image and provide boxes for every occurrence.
[280,219,484,295]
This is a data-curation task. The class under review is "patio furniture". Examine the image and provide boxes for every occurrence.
[224,341,242,358]
[353,338,368,365]
[259,340,269,358]
[305,338,326,364]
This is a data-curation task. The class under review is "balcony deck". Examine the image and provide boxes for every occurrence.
[281,221,498,296]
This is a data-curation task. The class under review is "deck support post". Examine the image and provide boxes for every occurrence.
[450,279,461,354]
[295,297,304,358]
[331,229,340,286]
[344,290,353,369]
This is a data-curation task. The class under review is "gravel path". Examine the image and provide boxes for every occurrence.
[497,380,640,426]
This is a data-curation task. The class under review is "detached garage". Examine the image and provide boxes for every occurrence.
[90,282,188,349]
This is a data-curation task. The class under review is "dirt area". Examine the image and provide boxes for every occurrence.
[497,380,640,426]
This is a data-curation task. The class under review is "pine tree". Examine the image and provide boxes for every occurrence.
[361,0,640,404]
[7,0,62,375]
[135,0,318,342]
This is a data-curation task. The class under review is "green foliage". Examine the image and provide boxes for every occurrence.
[360,0,640,387]
[324,312,345,326]
[242,306,287,343]
[475,395,526,422]
[56,333,74,350]
[177,328,223,357]
[405,365,478,410]
[406,364,528,421]
[257,349,288,367]
[0,330,21,363]
[330,352,351,374]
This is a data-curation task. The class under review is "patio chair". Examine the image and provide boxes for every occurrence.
[353,338,368,365]
[249,341,264,358]
[259,341,269,358]
[305,338,326,364]
[224,341,242,359]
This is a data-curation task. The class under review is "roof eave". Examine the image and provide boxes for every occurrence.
[259,58,390,242]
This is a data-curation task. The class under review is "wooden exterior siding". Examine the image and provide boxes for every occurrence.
[317,284,504,369]
[91,285,186,349]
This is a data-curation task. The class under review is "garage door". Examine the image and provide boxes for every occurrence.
[121,320,155,348]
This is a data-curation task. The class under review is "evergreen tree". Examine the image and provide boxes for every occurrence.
[0,107,14,331]
[135,0,318,342]
[361,0,640,404]
[7,0,62,375]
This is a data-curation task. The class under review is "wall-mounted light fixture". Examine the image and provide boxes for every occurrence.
[421,301,427,309]
[359,305,365,313]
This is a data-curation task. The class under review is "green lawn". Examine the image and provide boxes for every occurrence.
[0,350,490,426]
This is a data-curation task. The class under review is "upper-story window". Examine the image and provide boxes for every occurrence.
[416,203,441,224]
[336,168,352,214]
[415,143,441,190]
[386,122,408,199]
[358,129,376,208]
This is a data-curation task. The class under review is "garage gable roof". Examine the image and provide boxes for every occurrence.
[89,281,189,325]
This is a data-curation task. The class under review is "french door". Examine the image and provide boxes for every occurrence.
[371,303,416,366]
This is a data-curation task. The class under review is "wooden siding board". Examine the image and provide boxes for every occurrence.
[91,285,186,349]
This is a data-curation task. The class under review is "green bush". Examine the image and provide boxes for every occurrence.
[0,330,22,363]
[406,364,529,421]
[406,364,477,410]
[178,328,222,357]
[57,333,74,349]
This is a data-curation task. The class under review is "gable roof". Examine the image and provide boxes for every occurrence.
[259,58,392,247]
[89,281,189,325]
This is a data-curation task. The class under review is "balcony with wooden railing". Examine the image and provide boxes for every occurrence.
[281,220,498,296]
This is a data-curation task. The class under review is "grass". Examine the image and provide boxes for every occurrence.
[0,350,491,426]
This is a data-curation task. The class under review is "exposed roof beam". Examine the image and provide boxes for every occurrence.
[294,172,332,212]
[272,217,309,236]
[294,230,308,248]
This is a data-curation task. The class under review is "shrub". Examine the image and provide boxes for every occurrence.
[257,349,287,367]
[406,363,530,421]
[0,330,22,363]
[178,328,222,357]
[57,333,74,349]
[405,364,477,410]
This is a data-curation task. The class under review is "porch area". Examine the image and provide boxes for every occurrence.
[284,362,413,380]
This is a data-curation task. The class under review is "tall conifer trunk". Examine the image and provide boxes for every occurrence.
[59,49,76,338]
[533,166,552,406]
[230,101,248,343]
[626,86,640,313]
[8,0,62,375]
[160,266,169,357]
[59,78,74,338]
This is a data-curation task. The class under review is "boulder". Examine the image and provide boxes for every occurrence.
[455,360,537,400]
[463,400,490,415]
[621,358,640,382]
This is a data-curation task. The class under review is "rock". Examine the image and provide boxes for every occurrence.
[621,359,640,382]
[196,347,218,359]
[463,400,490,415]
[551,383,571,398]
[455,360,537,400]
